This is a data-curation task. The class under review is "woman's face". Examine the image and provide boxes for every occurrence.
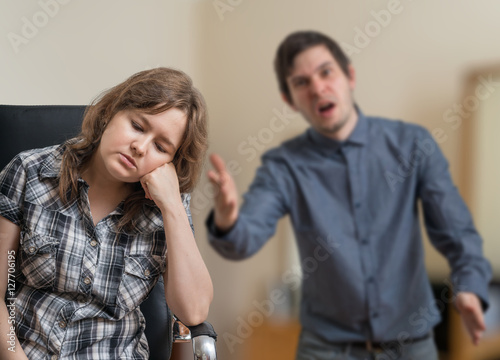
[95,107,187,184]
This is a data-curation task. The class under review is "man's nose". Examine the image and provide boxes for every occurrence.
[310,77,326,96]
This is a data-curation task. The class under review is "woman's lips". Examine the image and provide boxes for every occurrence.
[120,153,137,168]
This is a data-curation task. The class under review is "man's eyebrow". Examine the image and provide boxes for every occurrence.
[316,61,334,71]
[135,112,175,148]
[289,61,334,81]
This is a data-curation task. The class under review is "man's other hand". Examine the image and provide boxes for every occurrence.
[455,292,486,346]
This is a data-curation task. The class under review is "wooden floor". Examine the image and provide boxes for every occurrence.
[243,320,301,360]
[169,312,500,360]
[240,315,500,360]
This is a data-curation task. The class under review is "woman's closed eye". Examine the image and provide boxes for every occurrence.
[131,120,143,132]
[155,143,167,153]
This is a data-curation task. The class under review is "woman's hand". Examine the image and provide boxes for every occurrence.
[140,162,181,212]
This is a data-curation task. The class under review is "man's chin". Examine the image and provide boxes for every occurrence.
[318,123,343,135]
[324,117,349,133]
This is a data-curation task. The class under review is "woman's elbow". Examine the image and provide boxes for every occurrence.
[181,309,208,326]
[181,296,212,326]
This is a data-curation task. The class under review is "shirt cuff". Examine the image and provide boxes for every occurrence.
[205,210,237,238]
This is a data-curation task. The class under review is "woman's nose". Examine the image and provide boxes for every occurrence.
[131,139,147,155]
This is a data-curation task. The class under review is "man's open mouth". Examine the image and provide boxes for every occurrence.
[317,102,335,114]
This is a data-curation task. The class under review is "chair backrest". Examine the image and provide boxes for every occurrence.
[0,104,172,360]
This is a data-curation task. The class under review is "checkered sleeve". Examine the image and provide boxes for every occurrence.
[0,154,27,226]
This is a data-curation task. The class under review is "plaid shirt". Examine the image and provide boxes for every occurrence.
[0,144,192,359]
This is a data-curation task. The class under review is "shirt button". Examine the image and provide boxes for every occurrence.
[51,355,58,360]
[90,240,97,247]
[28,246,37,253]
[83,277,92,285]
[361,239,368,245]
[144,269,151,276]
[355,202,361,209]
[367,277,374,283]
[58,321,67,329]
[372,312,379,318]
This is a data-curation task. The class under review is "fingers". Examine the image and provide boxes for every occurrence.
[207,154,233,192]
[209,153,227,175]
[206,170,220,186]
[141,179,152,200]
[456,292,486,345]
[206,153,239,229]
[456,292,485,324]
[207,170,229,205]
[466,315,484,345]
[464,311,484,345]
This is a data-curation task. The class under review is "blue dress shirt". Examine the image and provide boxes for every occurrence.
[207,109,492,343]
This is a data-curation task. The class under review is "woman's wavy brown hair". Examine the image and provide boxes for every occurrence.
[59,67,208,230]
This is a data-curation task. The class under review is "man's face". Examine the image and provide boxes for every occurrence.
[284,45,357,140]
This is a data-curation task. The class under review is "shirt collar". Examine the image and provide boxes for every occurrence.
[38,144,65,179]
[307,105,368,156]
[37,142,132,219]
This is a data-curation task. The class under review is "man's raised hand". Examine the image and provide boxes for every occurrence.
[207,154,239,232]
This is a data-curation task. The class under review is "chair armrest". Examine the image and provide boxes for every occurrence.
[173,319,217,342]
[187,321,217,340]
[173,320,217,359]
[188,322,217,360]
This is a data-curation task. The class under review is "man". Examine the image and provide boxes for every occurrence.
[206,31,491,359]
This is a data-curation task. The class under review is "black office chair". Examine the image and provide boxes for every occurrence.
[0,105,217,360]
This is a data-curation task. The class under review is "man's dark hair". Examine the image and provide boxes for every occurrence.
[274,30,351,103]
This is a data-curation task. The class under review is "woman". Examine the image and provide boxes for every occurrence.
[0,67,213,359]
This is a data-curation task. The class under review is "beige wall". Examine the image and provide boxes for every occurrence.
[1,1,500,359]
[0,0,202,103]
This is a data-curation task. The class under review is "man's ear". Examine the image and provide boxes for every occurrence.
[347,64,356,91]
[281,92,297,111]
